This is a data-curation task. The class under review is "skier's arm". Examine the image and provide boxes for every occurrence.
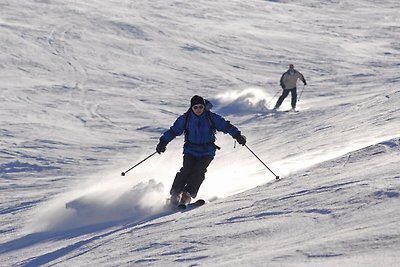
[280,73,285,89]
[156,115,185,154]
[212,113,246,146]
[211,113,240,137]
[160,115,185,143]
[299,72,307,85]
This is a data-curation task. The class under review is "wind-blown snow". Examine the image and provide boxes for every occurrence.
[1,0,400,266]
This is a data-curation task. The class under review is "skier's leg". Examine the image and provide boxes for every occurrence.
[291,88,298,109]
[170,154,196,196]
[274,90,289,109]
[184,156,213,198]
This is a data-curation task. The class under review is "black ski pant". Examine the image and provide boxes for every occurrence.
[170,154,213,198]
[275,88,297,109]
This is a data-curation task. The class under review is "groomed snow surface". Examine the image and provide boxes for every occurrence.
[1,0,400,266]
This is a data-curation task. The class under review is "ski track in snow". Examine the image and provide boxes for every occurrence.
[1,0,400,266]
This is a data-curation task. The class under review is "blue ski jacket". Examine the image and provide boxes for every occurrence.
[159,110,241,157]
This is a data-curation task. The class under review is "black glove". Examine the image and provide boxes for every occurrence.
[234,134,246,146]
[303,80,307,86]
[156,141,167,154]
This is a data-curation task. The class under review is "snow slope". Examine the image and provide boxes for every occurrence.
[1,0,400,266]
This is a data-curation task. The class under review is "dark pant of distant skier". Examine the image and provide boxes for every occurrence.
[170,154,213,198]
[275,88,297,109]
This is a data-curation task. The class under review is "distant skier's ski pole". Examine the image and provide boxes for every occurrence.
[266,89,281,107]
[244,144,280,180]
[121,151,157,176]
[298,84,305,102]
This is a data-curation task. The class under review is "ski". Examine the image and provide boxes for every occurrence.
[282,108,299,113]
[267,109,299,115]
[177,199,205,210]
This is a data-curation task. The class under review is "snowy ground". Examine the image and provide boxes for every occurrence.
[1,0,400,266]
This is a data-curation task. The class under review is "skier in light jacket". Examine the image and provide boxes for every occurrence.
[156,95,246,206]
[274,64,307,111]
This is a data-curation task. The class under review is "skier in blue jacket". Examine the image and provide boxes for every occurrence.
[156,95,246,206]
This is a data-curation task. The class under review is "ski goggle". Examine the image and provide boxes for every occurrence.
[192,105,204,110]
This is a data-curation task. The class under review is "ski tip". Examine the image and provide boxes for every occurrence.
[195,199,206,205]
[176,199,205,210]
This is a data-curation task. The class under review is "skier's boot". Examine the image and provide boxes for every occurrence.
[180,192,192,205]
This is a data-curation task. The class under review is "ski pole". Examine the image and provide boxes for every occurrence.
[298,84,305,102]
[121,151,157,176]
[244,144,280,180]
[266,89,281,107]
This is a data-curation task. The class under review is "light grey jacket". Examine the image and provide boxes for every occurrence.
[280,69,306,90]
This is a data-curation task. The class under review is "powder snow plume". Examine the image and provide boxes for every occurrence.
[25,177,167,233]
[210,88,272,115]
